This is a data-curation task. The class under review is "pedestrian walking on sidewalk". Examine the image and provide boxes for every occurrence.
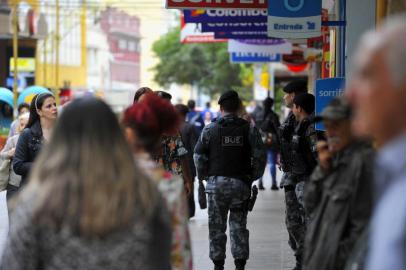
[259,97,281,190]
[278,80,308,270]
[303,97,374,270]
[346,15,406,270]
[0,97,171,270]
[194,90,266,270]
[13,92,57,190]
[124,94,193,270]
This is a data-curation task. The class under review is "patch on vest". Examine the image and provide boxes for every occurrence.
[222,136,244,146]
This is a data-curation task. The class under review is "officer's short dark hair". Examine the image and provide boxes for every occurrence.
[187,99,196,109]
[283,79,308,94]
[293,93,315,115]
[221,98,240,113]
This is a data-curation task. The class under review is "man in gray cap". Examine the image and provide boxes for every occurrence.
[302,97,374,270]
[279,79,308,270]
[194,90,266,270]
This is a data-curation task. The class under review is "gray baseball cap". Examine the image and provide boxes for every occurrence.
[315,96,352,122]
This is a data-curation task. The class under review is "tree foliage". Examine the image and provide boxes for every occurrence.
[152,27,252,99]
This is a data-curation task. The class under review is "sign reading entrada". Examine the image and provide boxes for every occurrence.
[167,0,267,9]
[268,0,321,39]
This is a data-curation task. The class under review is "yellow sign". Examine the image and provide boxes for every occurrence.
[9,58,35,73]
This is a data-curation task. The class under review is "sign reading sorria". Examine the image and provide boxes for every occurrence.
[166,0,267,10]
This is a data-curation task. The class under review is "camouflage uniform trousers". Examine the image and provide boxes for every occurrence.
[206,176,251,261]
[282,174,306,265]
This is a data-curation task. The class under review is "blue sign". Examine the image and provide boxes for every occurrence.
[268,0,321,38]
[231,53,281,63]
[215,31,270,39]
[315,77,346,131]
[6,77,26,89]
[184,10,267,23]
[202,22,267,32]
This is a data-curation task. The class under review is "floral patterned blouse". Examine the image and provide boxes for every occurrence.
[154,135,188,176]
[136,153,193,270]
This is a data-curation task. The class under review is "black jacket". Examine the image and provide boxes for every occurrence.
[180,122,199,178]
[13,121,43,186]
[260,110,281,152]
[303,141,374,270]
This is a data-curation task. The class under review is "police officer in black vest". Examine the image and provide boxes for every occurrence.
[279,80,308,270]
[194,90,266,270]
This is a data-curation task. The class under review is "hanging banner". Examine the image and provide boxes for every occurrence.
[167,0,268,10]
[315,77,345,130]
[180,16,226,43]
[268,0,322,39]
[184,9,267,23]
[228,39,292,54]
[215,31,269,39]
[231,53,281,63]
[201,22,267,32]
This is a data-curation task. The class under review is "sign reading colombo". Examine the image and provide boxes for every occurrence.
[167,0,267,9]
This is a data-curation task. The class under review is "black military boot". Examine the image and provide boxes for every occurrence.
[213,260,225,270]
[235,259,246,270]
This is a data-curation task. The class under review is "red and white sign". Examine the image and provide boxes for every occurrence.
[167,0,267,10]
[181,16,226,43]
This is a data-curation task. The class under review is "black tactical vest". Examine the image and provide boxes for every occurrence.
[208,116,251,180]
[279,112,296,172]
[291,119,317,176]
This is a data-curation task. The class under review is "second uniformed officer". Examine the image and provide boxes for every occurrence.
[279,80,308,270]
[194,90,266,270]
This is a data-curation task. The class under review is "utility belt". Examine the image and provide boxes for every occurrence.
[208,174,252,184]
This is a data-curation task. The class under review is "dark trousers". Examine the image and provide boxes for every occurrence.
[207,178,250,261]
[284,186,305,266]
[188,182,195,218]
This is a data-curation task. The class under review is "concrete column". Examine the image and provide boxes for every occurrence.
[345,0,376,78]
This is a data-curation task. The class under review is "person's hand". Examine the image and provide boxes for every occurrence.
[317,141,332,172]
[184,180,193,197]
[7,148,15,158]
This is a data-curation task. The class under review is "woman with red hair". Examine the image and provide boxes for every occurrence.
[123,93,192,270]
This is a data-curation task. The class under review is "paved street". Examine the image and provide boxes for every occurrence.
[0,167,295,270]
[190,168,295,270]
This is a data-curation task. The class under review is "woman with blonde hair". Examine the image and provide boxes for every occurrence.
[1,97,171,270]
[123,93,193,270]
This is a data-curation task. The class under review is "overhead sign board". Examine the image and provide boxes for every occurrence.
[315,77,345,130]
[231,52,281,63]
[201,22,267,32]
[184,9,267,23]
[228,39,292,54]
[167,0,267,10]
[9,57,35,73]
[215,31,269,39]
[268,0,322,39]
[180,17,226,43]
